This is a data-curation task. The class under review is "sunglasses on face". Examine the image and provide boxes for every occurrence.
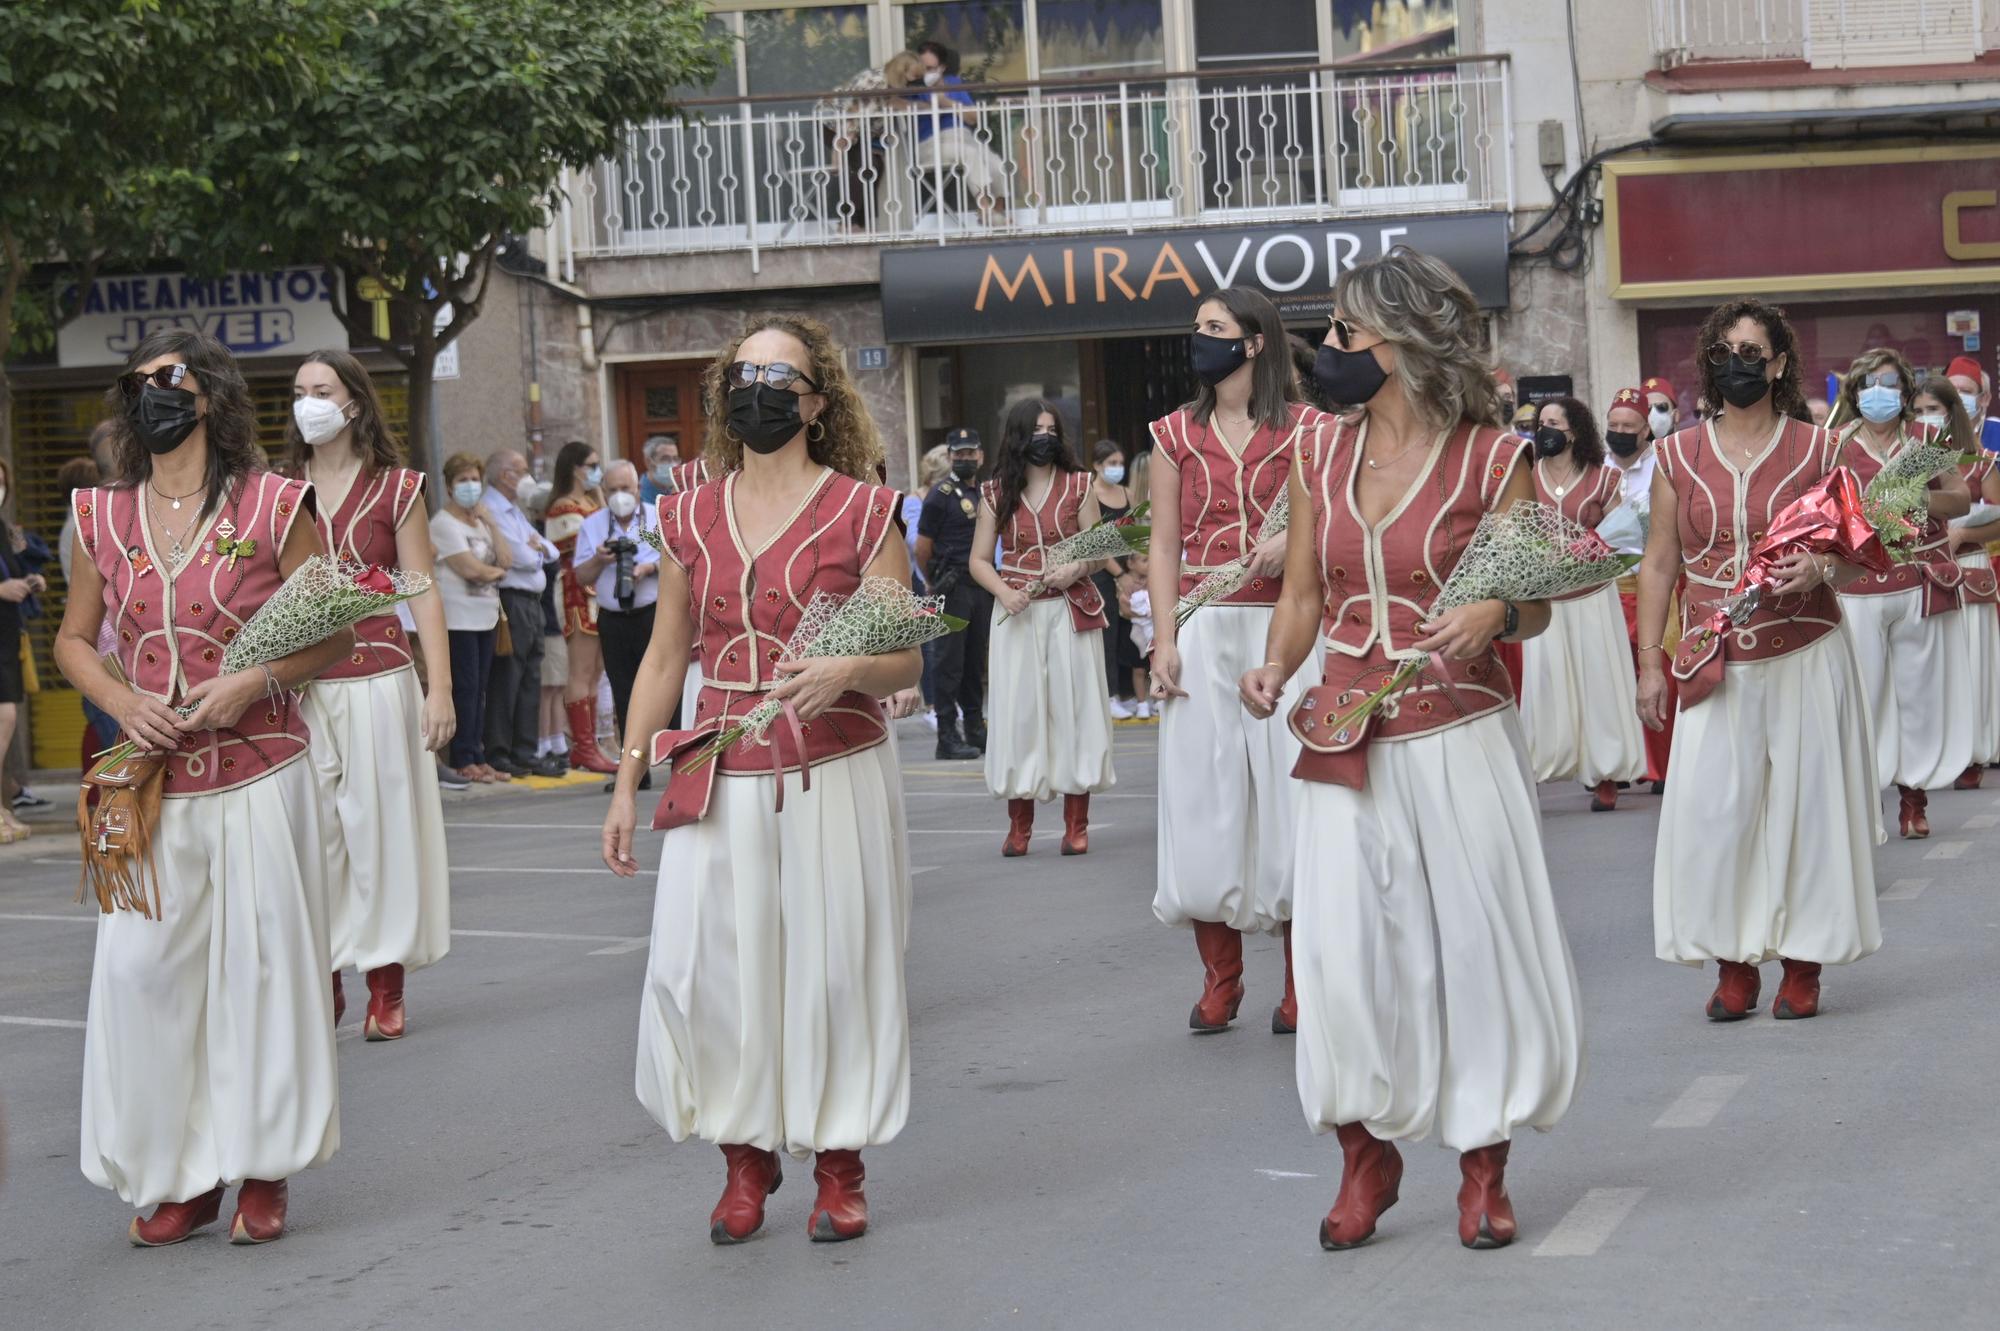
[1704,341,1772,367]
[1863,370,1902,389]
[117,363,195,400]
[726,361,820,393]
[1327,317,1384,354]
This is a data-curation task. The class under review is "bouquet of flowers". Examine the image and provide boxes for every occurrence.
[1000,502,1151,620]
[1323,502,1640,738]
[1173,491,1289,628]
[680,576,967,771]
[1861,439,1964,562]
[1590,501,1648,558]
[94,557,432,767]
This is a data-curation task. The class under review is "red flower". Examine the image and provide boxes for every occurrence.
[355,566,397,595]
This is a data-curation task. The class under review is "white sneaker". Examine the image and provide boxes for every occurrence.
[1109,697,1135,720]
[924,710,939,731]
[1135,700,1153,720]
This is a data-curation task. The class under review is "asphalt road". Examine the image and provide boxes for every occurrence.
[1,721,1995,1330]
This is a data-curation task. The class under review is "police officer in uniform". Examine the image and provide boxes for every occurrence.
[917,428,990,760]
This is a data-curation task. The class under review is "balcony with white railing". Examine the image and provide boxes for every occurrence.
[1651,0,1999,69]
[554,56,1512,269]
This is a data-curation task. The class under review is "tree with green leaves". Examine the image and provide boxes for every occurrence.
[222,0,723,471]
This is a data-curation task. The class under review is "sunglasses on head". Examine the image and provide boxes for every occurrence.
[726,361,820,393]
[117,363,194,400]
[1703,341,1772,367]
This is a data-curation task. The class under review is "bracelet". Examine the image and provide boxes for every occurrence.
[1637,641,1665,654]
[627,747,644,761]
[258,664,281,699]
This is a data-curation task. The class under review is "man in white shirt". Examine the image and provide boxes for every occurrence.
[573,460,661,786]
[480,449,564,777]
[1607,385,1673,793]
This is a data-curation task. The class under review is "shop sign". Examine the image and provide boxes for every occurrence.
[880,213,1510,343]
[1603,146,2000,300]
[57,266,348,368]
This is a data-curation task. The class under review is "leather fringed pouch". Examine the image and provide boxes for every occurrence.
[76,748,168,919]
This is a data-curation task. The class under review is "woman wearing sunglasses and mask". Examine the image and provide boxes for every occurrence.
[1518,395,1646,812]
[54,330,352,1246]
[1638,301,1883,1024]
[1925,378,2000,789]
[287,350,453,1042]
[1829,349,1974,837]
[603,315,918,1245]
[1241,250,1580,1252]
[971,397,1117,857]
[1147,286,1323,1035]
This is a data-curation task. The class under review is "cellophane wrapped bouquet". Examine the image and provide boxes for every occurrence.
[1000,502,1151,619]
[682,576,967,770]
[1174,490,1290,628]
[1862,438,1964,562]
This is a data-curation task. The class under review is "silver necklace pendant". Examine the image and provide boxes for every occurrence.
[171,498,183,510]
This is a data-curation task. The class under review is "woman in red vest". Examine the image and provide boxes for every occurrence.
[1241,249,1581,1252]
[55,329,352,1246]
[603,314,919,1245]
[1638,299,1883,1023]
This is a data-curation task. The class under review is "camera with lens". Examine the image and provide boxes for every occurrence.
[604,536,640,609]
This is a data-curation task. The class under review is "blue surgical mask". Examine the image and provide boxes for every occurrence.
[584,465,604,489]
[452,480,484,509]
[1965,391,1984,420]
[1102,464,1125,484]
[650,463,676,487]
[1858,383,1902,424]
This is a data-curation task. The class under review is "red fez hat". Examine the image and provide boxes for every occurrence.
[1947,355,1985,383]
[1641,376,1676,403]
[1608,386,1646,415]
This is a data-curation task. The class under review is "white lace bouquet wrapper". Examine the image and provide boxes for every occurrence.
[1173,490,1290,628]
[683,576,969,770]
[1326,501,1642,733]
[1591,502,1648,557]
[1863,439,1965,562]
[1002,503,1152,619]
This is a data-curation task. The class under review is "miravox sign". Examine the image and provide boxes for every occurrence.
[880,213,1510,343]
[57,267,349,369]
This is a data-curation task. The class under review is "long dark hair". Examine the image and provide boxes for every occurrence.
[551,440,597,503]
[283,348,404,477]
[1184,287,1298,432]
[991,397,1079,525]
[1696,298,1810,424]
[98,328,264,520]
[1537,396,1606,469]
[1914,374,1978,454]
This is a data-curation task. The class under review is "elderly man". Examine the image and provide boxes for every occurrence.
[1948,355,1998,451]
[574,460,662,789]
[481,450,565,777]
[638,434,681,508]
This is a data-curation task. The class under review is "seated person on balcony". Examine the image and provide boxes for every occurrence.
[906,39,1007,224]
[819,51,924,228]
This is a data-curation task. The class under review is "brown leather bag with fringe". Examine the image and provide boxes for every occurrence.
[77,748,168,919]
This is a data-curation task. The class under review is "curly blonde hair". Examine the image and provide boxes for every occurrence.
[701,314,885,482]
[1334,247,1504,431]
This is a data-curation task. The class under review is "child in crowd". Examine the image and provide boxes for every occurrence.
[1118,552,1154,715]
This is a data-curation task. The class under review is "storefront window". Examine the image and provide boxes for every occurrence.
[901,1,1029,83]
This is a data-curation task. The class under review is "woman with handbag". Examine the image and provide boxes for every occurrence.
[602,314,920,1245]
[545,440,618,774]
[54,329,353,1246]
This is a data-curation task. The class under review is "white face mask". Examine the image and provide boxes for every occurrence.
[1101,464,1125,484]
[607,490,639,520]
[584,465,604,490]
[293,395,351,446]
[1647,405,1674,437]
[1917,413,1948,433]
[922,69,942,87]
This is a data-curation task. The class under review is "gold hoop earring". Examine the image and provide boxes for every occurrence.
[808,418,826,442]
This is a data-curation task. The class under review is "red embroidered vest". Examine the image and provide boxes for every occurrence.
[1959,453,1997,606]
[1834,421,1962,610]
[1148,402,1323,605]
[982,471,1108,631]
[73,472,313,797]
[1656,417,1843,681]
[1532,459,1623,602]
[545,493,600,627]
[315,467,425,680]
[1287,418,1526,780]
[658,468,901,775]
[669,457,716,493]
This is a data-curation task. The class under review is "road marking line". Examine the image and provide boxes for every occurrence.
[449,866,610,875]
[1652,1074,1747,1129]
[1880,877,1931,901]
[910,865,942,876]
[1533,1187,1647,1257]
[0,912,93,925]
[452,928,644,945]
[1923,840,1969,861]
[0,1015,86,1030]
[1254,1169,1317,1180]
[586,939,651,956]
[1962,813,1998,830]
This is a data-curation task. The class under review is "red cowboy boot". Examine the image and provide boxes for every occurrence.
[1272,922,1298,1034]
[1706,959,1761,1021]
[1457,1142,1517,1249]
[565,700,619,775]
[710,1144,783,1244]
[331,970,345,1026]
[364,964,407,1041]
[1772,957,1822,1020]
[1001,799,1033,857]
[129,1184,225,1247]
[808,1149,869,1242]
[1319,1122,1403,1250]
[1189,921,1245,1032]
[1898,785,1930,839]
[230,1178,288,1245]
[1955,764,1984,791]
[1060,793,1090,855]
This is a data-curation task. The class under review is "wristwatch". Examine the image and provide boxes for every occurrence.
[1498,600,1520,640]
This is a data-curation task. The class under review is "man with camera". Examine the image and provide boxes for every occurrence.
[916,427,991,760]
[574,460,662,790]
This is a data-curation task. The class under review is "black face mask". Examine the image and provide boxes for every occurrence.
[1189,331,1248,386]
[1713,355,1773,410]
[1533,426,1570,459]
[1025,433,1059,467]
[951,458,979,481]
[128,384,202,456]
[727,383,805,455]
[1313,342,1388,408]
[1605,429,1642,458]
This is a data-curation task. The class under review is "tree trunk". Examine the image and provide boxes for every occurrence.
[404,344,437,476]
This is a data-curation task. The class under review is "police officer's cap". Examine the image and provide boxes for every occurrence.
[946,428,981,452]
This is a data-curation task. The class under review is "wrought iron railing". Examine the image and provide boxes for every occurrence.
[556,56,1513,265]
[1651,0,1997,68]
